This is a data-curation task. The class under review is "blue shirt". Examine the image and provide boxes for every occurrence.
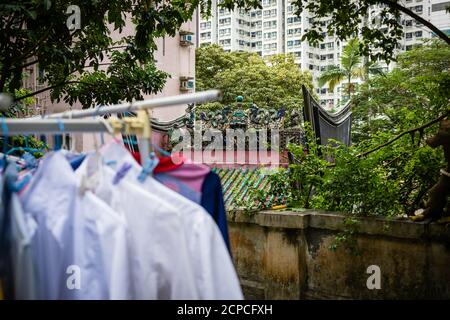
[200,172,231,253]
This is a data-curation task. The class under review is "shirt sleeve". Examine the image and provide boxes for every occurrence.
[200,172,231,252]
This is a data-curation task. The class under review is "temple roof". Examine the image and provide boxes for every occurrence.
[212,167,278,211]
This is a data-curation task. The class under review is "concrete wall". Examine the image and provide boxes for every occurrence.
[228,210,450,299]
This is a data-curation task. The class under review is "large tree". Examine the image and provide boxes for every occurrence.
[352,40,450,143]
[2,0,448,110]
[0,0,262,109]
[196,45,314,110]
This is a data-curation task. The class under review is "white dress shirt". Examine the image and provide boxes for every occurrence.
[75,152,200,299]
[99,142,243,299]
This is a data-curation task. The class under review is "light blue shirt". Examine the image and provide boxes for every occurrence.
[20,152,124,299]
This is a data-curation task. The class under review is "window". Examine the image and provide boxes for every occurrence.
[219,39,231,45]
[405,32,413,39]
[219,8,229,15]
[415,31,423,38]
[200,21,211,29]
[219,28,231,36]
[263,31,277,39]
[410,5,423,13]
[252,21,262,28]
[262,0,276,6]
[405,20,413,27]
[287,17,301,24]
[219,17,231,25]
[263,20,277,29]
[37,65,46,85]
[287,28,301,36]
[200,32,211,39]
[263,42,277,50]
[432,2,450,12]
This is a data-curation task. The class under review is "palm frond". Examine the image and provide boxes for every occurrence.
[317,65,346,91]
[367,62,385,76]
[340,38,362,73]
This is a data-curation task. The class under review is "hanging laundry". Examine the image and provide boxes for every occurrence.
[18,152,138,299]
[201,171,230,252]
[156,161,211,193]
[8,165,38,300]
[153,154,231,250]
[0,105,242,300]
[0,163,14,300]
[95,142,242,299]
[75,149,201,299]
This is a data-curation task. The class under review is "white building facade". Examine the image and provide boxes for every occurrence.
[198,0,450,110]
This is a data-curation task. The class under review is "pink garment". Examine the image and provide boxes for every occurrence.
[160,163,211,193]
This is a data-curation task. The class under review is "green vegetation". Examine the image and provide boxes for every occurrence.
[0,0,262,108]
[196,45,314,111]
[244,41,449,219]
[317,38,384,100]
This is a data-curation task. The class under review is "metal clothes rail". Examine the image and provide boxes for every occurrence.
[8,90,222,163]
[37,90,221,119]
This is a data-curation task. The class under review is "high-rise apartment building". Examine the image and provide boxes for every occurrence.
[198,0,450,109]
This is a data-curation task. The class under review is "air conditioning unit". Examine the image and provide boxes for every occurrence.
[180,30,194,46]
[180,77,194,91]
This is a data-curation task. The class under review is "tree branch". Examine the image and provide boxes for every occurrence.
[11,27,53,64]
[379,0,450,45]
[10,59,39,72]
[358,110,450,158]
[13,80,93,102]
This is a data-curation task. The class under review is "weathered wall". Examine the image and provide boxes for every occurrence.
[228,210,450,300]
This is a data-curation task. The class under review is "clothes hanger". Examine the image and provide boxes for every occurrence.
[79,112,117,195]
[137,151,159,183]
[135,109,158,183]
[5,136,42,169]
[0,118,30,191]
[1,117,9,170]
[152,143,172,157]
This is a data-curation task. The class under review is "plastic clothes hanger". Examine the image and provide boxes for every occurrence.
[1,117,9,170]
[79,117,115,195]
[5,135,43,170]
[0,118,28,191]
[137,152,159,183]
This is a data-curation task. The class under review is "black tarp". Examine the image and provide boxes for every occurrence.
[302,85,352,147]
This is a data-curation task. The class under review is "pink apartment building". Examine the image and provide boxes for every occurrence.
[22,16,197,152]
